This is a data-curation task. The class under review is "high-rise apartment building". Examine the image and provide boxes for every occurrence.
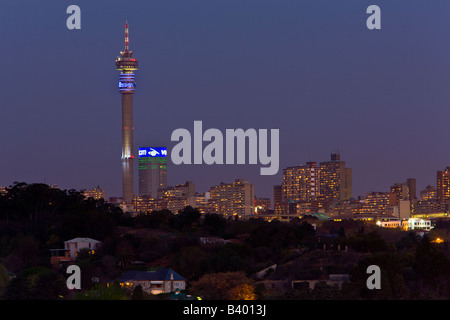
[360,192,390,215]
[273,185,282,209]
[389,178,417,213]
[319,153,352,204]
[407,178,417,201]
[255,197,271,214]
[415,200,448,216]
[414,181,449,218]
[420,185,437,201]
[138,147,168,199]
[344,168,352,201]
[437,167,450,203]
[81,186,106,200]
[209,179,255,217]
[282,162,319,203]
[158,181,195,200]
[134,181,195,214]
[192,192,210,214]
[390,182,408,206]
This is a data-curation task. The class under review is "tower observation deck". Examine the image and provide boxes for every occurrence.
[115,21,138,203]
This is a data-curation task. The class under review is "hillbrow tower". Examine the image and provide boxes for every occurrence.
[115,22,138,203]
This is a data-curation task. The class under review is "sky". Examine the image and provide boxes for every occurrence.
[1,1,449,201]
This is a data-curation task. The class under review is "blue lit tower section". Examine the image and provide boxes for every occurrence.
[115,22,138,203]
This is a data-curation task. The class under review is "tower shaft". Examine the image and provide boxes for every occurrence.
[122,93,134,203]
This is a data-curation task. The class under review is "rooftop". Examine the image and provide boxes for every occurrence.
[64,237,101,244]
[118,268,185,282]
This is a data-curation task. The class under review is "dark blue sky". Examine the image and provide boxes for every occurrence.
[1,1,449,200]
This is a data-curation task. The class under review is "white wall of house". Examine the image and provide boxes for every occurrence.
[64,238,101,259]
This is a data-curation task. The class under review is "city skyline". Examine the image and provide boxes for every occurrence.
[1,1,450,201]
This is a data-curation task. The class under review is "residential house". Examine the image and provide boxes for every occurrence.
[118,268,186,295]
[50,237,102,265]
[64,237,102,259]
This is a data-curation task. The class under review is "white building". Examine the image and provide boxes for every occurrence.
[376,220,401,228]
[399,199,411,219]
[406,218,432,231]
[64,237,102,259]
[376,218,432,232]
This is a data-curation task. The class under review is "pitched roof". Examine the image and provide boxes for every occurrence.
[118,268,185,282]
[64,237,101,243]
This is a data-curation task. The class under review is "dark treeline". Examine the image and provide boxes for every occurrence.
[0,182,122,247]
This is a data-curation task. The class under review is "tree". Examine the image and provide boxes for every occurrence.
[116,239,136,269]
[176,246,209,280]
[209,246,246,273]
[254,283,269,299]
[4,275,33,300]
[0,264,10,299]
[4,267,68,300]
[396,231,420,251]
[346,231,387,253]
[227,283,256,300]
[343,252,410,300]
[414,236,450,281]
[132,285,144,300]
[138,236,167,262]
[33,269,68,300]
[3,182,66,226]
[135,209,174,229]
[75,282,127,300]
[173,206,201,231]
[3,236,42,274]
[189,272,255,300]
[202,213,227,236]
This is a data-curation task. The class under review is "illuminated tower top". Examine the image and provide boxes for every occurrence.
[115,21,138,72]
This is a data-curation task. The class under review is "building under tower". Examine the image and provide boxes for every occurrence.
[138,147,168,199]
[115,22,138,203]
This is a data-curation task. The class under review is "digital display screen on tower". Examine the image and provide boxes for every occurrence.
[118,73,136,92]
[118,82,135,89]
[139,147,167,158]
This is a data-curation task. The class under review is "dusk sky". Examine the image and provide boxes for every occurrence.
[1,1,450,201]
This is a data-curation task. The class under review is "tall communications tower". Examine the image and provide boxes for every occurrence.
[115,22,138,203]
